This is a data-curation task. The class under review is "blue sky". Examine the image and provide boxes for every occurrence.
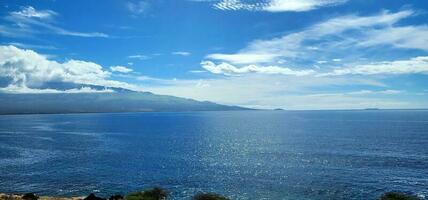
[0,0,428,109]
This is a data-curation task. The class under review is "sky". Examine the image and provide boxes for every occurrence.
[0,0,428,110]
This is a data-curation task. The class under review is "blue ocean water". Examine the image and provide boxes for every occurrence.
[0,110,427,200]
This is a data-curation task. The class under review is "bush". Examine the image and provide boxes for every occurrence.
[84,193,106,200]
[126,188,167,200]
[379,192,421,200]
[109,194,124,200]
[22,193,38,200]
[193,193,230,200]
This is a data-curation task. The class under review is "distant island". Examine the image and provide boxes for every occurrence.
[0,89,249,115]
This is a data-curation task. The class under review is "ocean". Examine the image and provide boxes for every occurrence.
[0,110,427,200]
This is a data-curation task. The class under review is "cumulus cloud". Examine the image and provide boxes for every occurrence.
[0,45,137,93]
[1,6,108,38]
[201,60,315,76]
[206,10,421,64]
[212,0,347,12]
[202,55,428,77]
[325,56,428,76]
[110,66,133,73]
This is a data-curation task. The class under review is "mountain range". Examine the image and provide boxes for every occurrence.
[0,89,248,115]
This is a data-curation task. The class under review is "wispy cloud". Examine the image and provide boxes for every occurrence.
[128,54,150,60]
[358,26,428,51]
[206,10,417,65]
[127,1,150,15]
[206,53,277,64]
[1,6,109,38]
[212,0,347,12]
[172,51,191,56]
[308,90,402,97]
[324,56,428,76]
[110,66,133,73]
[11,6,57,19]
[3,42,57,50]
[133,74,401,109]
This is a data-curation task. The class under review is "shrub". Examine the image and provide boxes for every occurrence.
[126,188,167,200]
[84,193,106,200]
[22,193,38,200]
[109,194,124,200]
[193,193,230,200]
[379,192,421,200]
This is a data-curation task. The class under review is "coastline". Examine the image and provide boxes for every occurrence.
[0,191,423,200]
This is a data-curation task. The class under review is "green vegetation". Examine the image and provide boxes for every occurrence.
[193,193,230,200]
[22,193,38,200]
[379,192,422,200]
[125,188,167,200]
[0,190,422,200]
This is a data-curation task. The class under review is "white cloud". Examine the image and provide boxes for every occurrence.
[213,0,347,12]
[201,60,315,76]
[206,10,417,64]
[2,6,108,38]
[4,42,57,50]
[128,54,150,60]
[127,1,149,15]
[379,90,402,94]
[206,53,278,64]
[189,70,207,73]
[110,66,133,73]
[310,89,402,96]
[11,6,57,19]
[0,45,138,92]
[172,51,191,56]
[0,85,114,94]
[264,0,347,12]
[213,0,259,11]
[204,54,428,77]
[358,26,428,51]
[325,56,428,76]
[133,74,403,109]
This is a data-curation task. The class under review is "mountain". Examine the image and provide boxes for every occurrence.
[0,90,248,115]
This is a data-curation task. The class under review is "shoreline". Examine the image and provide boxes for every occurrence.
[0,191,424,200]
